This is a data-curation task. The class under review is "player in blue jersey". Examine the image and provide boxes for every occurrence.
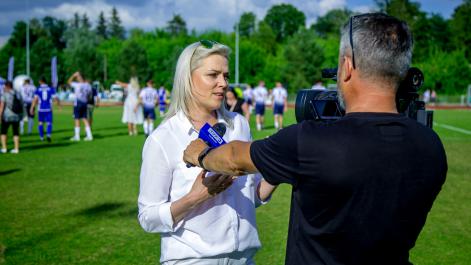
[67,72,93,141]
[157,85,167,117]
[30,77,60,142]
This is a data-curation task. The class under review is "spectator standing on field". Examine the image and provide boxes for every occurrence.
[272,82,288,130]
[138,79,159,136]
[86,80,100,128]
[20,78,36,135]
[67,72,93,141]
[253,80,268,131]
[0,81,22,154]
[242,84,254,121]
[117,77,144,136]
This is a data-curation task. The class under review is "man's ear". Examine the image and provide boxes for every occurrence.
[341,56,353,82]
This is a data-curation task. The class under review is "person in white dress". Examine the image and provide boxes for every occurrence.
[116,77,144,136]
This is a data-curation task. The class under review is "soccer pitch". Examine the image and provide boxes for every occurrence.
[0,106,470,264]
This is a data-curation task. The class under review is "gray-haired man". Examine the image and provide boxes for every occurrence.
[184,13,447,265]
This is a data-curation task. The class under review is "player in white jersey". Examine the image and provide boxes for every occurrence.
[253,80,268,131]
[138,79,159,136]
[20,79,36,135]
[67,72,93,141]
[272,82,288,130]
[242,84,254,121]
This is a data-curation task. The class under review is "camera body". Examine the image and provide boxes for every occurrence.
[295,67,433,128]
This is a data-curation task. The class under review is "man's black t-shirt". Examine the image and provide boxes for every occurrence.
[250,112,447,265]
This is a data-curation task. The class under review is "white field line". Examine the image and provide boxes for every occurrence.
[434,123,471,135]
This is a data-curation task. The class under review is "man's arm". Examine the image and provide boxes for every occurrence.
[184,139,258,176]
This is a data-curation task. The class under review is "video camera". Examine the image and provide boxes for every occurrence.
[295,67,434,128]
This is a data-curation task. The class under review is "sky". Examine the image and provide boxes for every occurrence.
[0,0,465,47]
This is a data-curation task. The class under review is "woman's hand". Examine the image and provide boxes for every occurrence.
[171,170,234,224]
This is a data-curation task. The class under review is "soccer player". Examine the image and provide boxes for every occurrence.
[272,82,288,130]
[242,84,254,121]
[30,77,59,142]
[157,85,167,116]
[67,72,93,141]
[253,80,268,131]
[138,79,159,136]
[20,78,36,135]
[86,79,100,128]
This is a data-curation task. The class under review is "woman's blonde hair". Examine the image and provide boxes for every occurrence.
[164,41,233,128]
[129,76,140,90]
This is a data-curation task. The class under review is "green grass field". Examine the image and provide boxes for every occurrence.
[0,106,470,265]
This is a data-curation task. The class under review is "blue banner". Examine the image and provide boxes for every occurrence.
[7,56,14,81]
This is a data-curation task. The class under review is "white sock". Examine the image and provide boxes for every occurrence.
[256,123,261,131]
[275,120,279,129]
[143,121,148,134]
[28,119,34,133]
[85,126,92,138]
[74,127,80,138]
[149,122,154,134]
[20,121,25,134]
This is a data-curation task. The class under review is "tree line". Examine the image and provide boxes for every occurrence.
[1,0,470,95]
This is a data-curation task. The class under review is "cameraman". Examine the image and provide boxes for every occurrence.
[184,13,447,265]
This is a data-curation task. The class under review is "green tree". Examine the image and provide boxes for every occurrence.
[96,11,108,40]
[166,14,187,36]
[42,16,68,50]
[283,29,324,91]
[449,0,471,61]
[413,14,451,62]
[264,3,306,42]
[377,0,425,29]
[110,7,125,39]
[82,13,91,30]
[72,13,80,29]
[416,49,471,95]
[313,9,352,37]
[252,21,277,54]
[30,37,57,82]
[238,12,256,37]
[63,28,102,80]
[117,40,149,82]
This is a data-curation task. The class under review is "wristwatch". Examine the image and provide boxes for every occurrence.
[198,146,215,170]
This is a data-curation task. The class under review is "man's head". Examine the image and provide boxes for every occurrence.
[39,76,47,84]
[258,81,265,87]
[4,81,13,90]
[337,13,413,109]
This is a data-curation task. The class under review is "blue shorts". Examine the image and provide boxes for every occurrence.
[74,102,88,119]
[143,107,156,120]
[245,98,253,105]
[24,102,34,118]
[273,103,284,115]
[159,104,166,112]
[38,111,53,123]
[255,103,265,115]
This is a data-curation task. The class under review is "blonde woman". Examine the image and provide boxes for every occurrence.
[117,77,143,135]
[138,41,277,264]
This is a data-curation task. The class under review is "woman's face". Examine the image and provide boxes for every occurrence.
[226,90,236,101]
[191,54,229,113]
